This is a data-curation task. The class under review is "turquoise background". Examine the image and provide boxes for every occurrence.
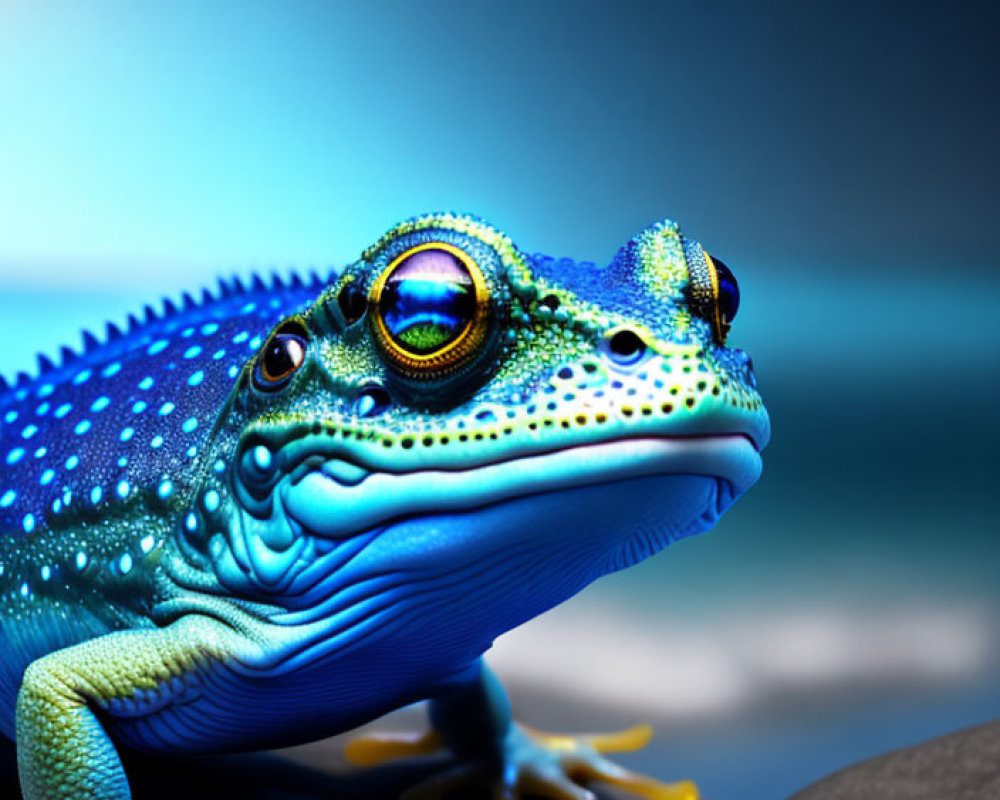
[1,2,998,798]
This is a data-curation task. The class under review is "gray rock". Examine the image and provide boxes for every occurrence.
[790,719,1000,800]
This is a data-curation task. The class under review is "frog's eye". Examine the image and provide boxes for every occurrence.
[253,321,309,391]
[691,250,740,345]
[370,242,490,376]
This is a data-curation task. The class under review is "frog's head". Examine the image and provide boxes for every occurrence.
[184,214,768,642]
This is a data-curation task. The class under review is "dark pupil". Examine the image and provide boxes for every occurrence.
[263,334,303,380]
[711,255,740,324]
[380,249,475,355]
[338,282,367,325]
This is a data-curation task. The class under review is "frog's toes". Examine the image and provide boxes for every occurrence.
[346,722,696,800]
[511,723,698,800]
[343,728,444,767]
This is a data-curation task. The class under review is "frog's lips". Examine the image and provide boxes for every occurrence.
[280,435,760,540]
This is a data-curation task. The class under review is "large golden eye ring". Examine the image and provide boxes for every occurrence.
[369,242,490,375]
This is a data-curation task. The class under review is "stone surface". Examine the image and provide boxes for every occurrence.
[790,719,1000,800]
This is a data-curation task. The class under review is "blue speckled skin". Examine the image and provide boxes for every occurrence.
[0,276,323,727]
[0,213,768,800]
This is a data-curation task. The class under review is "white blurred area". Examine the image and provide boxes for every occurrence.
[489,597,993,720]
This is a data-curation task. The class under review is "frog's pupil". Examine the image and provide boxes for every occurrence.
[711,255,740,323]
[380,249,476,355]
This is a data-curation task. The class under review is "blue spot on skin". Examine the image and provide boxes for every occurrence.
[40,565,51,581]
[21,425,38,439]
[157,479,173,499]
[90,486,102,505]
[120,427,135,442]
[249,336,263,349]
[212,349,226,360]
[6,448,24,465]
[91,396,110,412]
[183,346,202,359]
[73,369,92,385]
[19,582,30,598]
[22,514,35,533]
[203,490,220,512]
[0,490,15,508]
[186,446,198,458]
[159,402,175,416]
[117,456,128,467]
[51,498,62,513]
[240,303,256,314]
[119,553,133,574]
[140,534,155,553]
[182,417,198,433]
[116,480,130,498]
[139,377,154,390]
[74,420,92,435]
[132,401,147,414]
[101,361,122,378]
[65,455,79,470]
[33,447,46,459]
[185,513,198,531]
[188,370,204,386]
[55,403,72,418]
[75,551,88,570]
[233,332,249,344]
[35,403,50,416]
[40,470,55,486]
[181,326,195,338]
[3,411,17,423]
[151,435,164,449]
[213,458,226,473]
[148,340,169,355]
[201,322,220,335]
[37,384,54,397]
[228,366,239,378]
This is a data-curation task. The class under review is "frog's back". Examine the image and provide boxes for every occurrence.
[0,274,327,734]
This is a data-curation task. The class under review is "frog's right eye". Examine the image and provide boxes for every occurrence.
[689,249,740,345]
[253,321,309,391]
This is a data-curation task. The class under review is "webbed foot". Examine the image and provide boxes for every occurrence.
[346,722,697,800]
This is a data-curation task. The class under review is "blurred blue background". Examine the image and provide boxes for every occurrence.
[0,2,998,798]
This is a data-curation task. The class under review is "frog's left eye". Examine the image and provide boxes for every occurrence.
[370,242,490,376]
[692,250,740,344]
[253,321,309,391]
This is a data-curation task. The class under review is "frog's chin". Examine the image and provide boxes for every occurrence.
[280,434,760,542]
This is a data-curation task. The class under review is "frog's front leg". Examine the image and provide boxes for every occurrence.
[15,616,239,800]
[346,661,697,800]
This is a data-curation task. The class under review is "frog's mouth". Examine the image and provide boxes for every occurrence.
[275,434,760,541]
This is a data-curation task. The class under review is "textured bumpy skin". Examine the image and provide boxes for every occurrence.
[0,213,769,800]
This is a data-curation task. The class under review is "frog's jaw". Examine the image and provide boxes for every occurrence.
[198,433,755,605]
[278,434,758,541]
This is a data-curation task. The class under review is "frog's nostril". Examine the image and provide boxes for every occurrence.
[602,328,647,366]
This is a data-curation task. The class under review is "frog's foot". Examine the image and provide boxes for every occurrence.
[345,723,697,800]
